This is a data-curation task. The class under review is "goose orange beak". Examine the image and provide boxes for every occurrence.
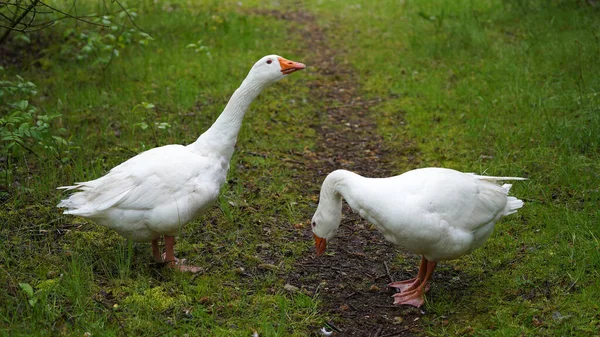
[278,57,306,75]
[313,233,327,256]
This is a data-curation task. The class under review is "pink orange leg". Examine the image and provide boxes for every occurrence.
[392,259,437,308]
[388,256,428,293]
[163,235,202,273]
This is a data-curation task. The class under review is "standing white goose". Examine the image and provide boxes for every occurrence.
[58,55,306,272]
[311,167,526,307]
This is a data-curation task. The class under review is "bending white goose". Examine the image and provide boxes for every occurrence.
[58,55,306,272]
[311,167,526,307]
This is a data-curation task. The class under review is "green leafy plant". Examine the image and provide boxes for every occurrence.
[186,39,212,58]
[18,283,37,307]
[132,101,171,131]
[0,69,66,158]
[60,10,153,67]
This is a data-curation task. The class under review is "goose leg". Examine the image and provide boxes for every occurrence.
[152,239,163,262]
[388,256,428,293]
[163,235,179,264]
[163,235,202,273]
[392,260,437,307]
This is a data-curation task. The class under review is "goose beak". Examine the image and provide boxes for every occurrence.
[278,57,306,75]
[313,233,327,256]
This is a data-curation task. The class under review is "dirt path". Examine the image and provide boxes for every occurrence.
[256,9,426,337]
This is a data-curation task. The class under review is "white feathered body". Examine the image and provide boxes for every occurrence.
[57,144,228,242]
[322,168,524,262]
[57,55,306,249]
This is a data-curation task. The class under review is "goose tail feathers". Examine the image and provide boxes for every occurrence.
[499,183,524,215]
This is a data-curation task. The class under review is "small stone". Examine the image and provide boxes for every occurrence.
[369,284,380,292]
[552,311,571,321]
[284,284,299,293]
[258,263,278,271]
[302,289,314,297]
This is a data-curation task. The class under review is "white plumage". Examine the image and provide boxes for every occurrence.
[58,55,306,271]
[311,167,526,307]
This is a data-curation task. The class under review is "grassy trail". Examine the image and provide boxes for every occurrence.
[273,9,424,336]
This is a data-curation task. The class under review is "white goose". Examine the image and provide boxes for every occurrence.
[311,167,526,307]
[58,55,306,271]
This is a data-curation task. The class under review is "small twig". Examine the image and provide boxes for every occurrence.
[245,151,268,158]
[372,326,383,337]
[383,261,393,283]
[102,138,138,155]
[112,0,151,36]
[371,304,402,308]
[384,261,401,293]
[325,321,342,333]
[374,273,390,281]
[344,291,356,299]
[347,303,360,311]
[281,157,304,165]
[38,1,108,27]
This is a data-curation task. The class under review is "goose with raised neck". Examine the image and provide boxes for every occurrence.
[311,167,526,307]
[58,55,306,272]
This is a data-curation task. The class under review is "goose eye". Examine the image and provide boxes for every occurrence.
[311,221,316,228]
[266,59,272,64]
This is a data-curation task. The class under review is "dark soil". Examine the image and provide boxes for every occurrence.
[256,9,427,337]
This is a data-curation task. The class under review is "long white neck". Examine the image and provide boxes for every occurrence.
[322,169,362,198]
[187,77,267,160]
[314,170,362,235]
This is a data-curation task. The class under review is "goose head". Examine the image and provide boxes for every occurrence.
[245,55,306,85]
[311,200,342,256]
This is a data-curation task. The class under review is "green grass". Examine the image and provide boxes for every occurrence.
[1,0,599,336]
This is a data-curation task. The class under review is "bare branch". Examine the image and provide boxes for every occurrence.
[0,0,40,45]
[22,20,54,32]
[0,11,13,22]
[0,0,152,46]
[111,0,152,37]
[38,1,108,28]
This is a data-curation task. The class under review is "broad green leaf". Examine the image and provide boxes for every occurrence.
[18,283,34,298]
[14,100,28,110]
[141,102,155,109]
[14,34,31,44]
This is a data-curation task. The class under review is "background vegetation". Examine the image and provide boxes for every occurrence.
[1,0,598,336]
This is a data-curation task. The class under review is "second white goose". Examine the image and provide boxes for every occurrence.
[311,167,526,307]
